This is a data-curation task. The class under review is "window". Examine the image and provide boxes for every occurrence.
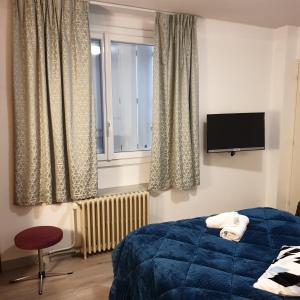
[91,39,104,154]
[111,42,153,153]
[91,33,153,162]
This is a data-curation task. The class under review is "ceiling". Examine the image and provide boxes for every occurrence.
[95,0,300,28]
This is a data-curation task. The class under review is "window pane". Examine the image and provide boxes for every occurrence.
[111,42,153,153]
[91,39,104,154]
[137,45,153,151]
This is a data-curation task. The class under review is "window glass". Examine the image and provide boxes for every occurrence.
[111,42,153,153]
[91,39,104,154]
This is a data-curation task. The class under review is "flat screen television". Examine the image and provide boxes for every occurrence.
[207,112,265,154]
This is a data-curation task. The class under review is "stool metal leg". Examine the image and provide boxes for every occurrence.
[38,249,45,295]
[46,271,73,277]
[39,272,44,295]
[10,248,73,295]
[38,249,44,273]
[10,274,39,283]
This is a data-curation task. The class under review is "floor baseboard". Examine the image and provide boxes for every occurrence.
[1,255,37,272]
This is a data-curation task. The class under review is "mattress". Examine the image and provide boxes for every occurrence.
[109,207,300,300]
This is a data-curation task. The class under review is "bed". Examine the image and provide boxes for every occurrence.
[109,207,300,300]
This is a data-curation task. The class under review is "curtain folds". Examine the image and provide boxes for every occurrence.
[148,13,200,191]
[13,0,98,205]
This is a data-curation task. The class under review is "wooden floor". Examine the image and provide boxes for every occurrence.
[0,252,113,300]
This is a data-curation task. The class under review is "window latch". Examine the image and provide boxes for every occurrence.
[106,121,111,137]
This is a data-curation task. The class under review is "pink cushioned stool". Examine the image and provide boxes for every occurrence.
[10,226,73,295]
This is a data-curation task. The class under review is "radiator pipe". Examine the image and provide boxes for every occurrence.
[48,248,81,258]
[44,203,81,258]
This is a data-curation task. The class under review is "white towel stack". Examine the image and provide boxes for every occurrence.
[205,211,249,242]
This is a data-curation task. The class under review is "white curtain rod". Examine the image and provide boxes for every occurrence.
[89,0,173,15]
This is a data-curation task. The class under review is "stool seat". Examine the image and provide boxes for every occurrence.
[15,226,63,250]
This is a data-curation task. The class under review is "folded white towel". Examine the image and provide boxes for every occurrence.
[205,211,240,229]
[220,215,249,242]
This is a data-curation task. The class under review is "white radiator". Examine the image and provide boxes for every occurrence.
[76,191,149,259]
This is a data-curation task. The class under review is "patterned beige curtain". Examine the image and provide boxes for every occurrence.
[148,13,200,191]
[13,0,97,205]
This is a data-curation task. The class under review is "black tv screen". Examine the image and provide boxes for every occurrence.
[207,113,265,153]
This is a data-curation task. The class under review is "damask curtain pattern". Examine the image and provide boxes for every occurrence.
[13,0,97,205]
[148,13,200,191]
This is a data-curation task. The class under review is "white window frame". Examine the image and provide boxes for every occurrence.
[91,31,107,161]
[91,29,154,164]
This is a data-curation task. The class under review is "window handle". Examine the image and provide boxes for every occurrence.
[106,121,111,137]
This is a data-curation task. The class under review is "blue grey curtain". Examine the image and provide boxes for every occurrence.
[13,0,98,205]
[149,13,200,191]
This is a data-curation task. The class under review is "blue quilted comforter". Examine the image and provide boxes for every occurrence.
[109,207,300,299]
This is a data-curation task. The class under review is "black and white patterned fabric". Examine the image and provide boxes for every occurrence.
[254,246,300,296]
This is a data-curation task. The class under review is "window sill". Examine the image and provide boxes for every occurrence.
[97,183,148,196]
[98,156,151,168]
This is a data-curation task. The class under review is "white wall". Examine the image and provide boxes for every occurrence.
[91,8,273,220]
[151,18,273,222]
[0,1,75,263]
[0,1,297,264]
[265,26,300,210]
